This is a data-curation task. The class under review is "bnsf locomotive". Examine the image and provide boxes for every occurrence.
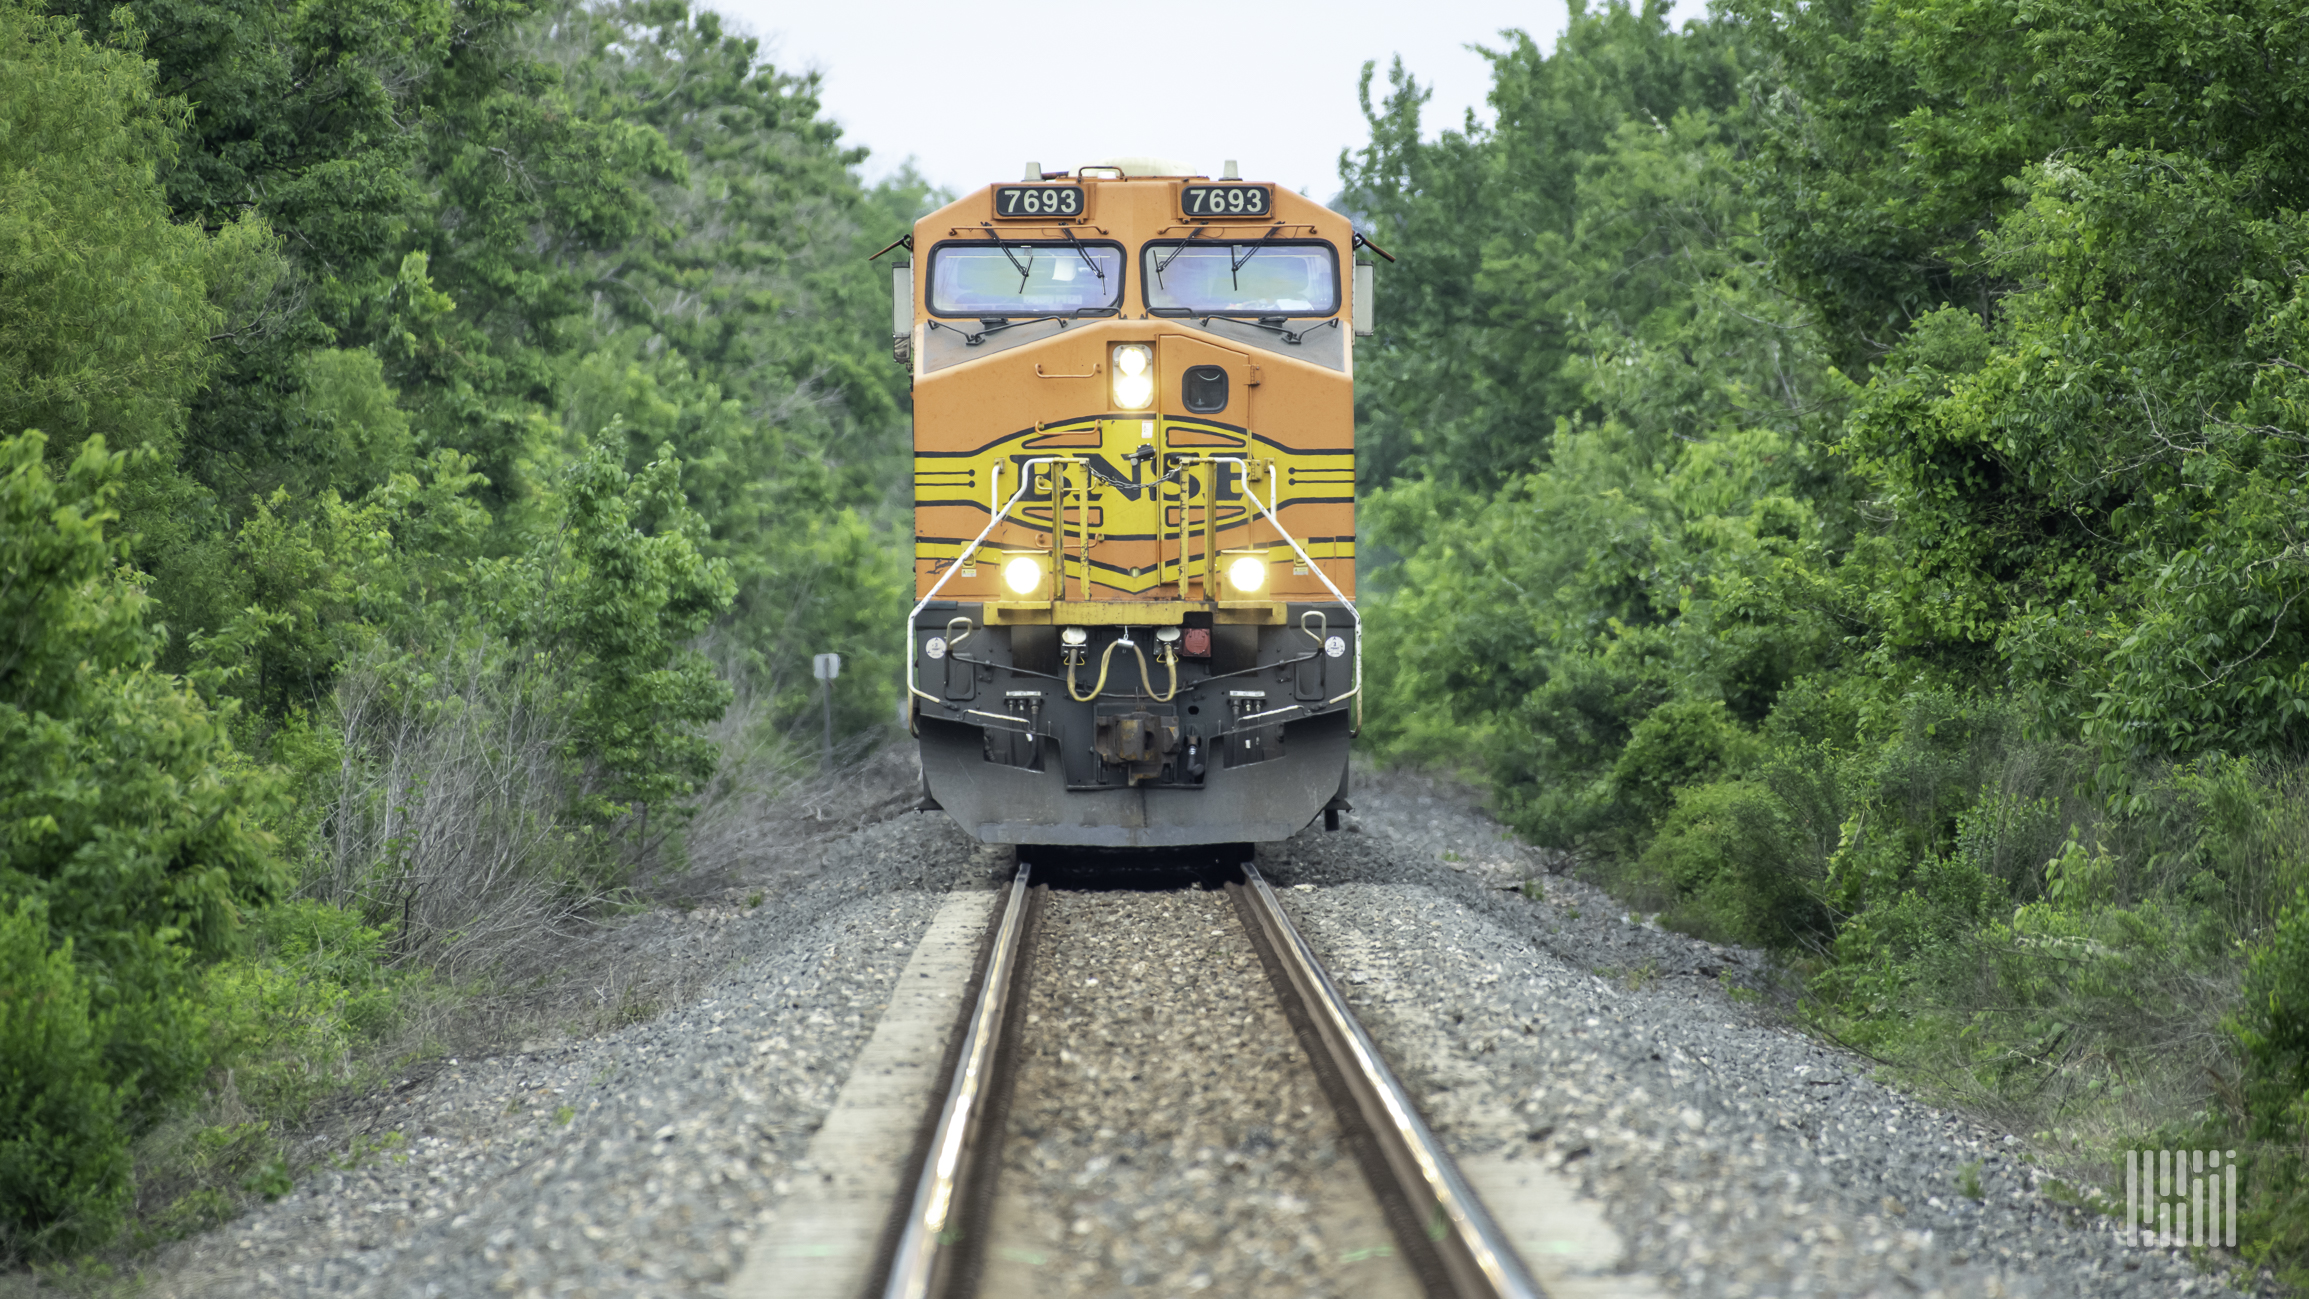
[891,157,1377,846]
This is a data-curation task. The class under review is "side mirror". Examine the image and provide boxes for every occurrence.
[892,263,914,364]
[1352,260,1374,337]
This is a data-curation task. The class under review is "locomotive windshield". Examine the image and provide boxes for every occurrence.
[927,241,1124,316]
[1142,241,1339,316]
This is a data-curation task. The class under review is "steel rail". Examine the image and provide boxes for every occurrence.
[1236,862,1547,1299]
[883,864,1034,1299]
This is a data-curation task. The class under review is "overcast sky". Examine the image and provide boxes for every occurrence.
[704,0,1714,203]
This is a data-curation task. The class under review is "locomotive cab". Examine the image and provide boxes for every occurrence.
[896,157,1372,846]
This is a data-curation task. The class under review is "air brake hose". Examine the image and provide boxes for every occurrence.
[1067,640,1115,702]
[1068,636,1162,703]
[1151,645,1179,702]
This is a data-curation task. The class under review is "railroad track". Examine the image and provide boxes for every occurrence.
[876,855,1546,1299]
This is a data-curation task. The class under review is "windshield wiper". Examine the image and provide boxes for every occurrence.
[1193,315,1340,346]
[1153,227,1208,290]
[1228,224,1283,289]
[928,310,1116,346]
[976,224,1110,304]
[972,226,1044,295]
[1061,227,1107,288]
[997,244,1035,294]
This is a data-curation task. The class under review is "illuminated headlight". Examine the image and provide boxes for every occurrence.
[1111,344,1154,409]
[1226,555,1267,593]
[1003,555,1045,595]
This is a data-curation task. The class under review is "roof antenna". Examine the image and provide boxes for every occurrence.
[1221,159,1240,180]
[1023,161,1042,181]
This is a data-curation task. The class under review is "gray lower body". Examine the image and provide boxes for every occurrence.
[912,604,1354,847]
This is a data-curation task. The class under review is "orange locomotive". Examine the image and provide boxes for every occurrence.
[890,157,1379,846]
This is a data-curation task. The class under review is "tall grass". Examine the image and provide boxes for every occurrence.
[314,637,600,980]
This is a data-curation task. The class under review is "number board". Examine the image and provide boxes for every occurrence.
[1180,184,1273,218]
[993,185,1084,218]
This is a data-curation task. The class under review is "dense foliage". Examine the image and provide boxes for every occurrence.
[12,0,2306,1276]
[1351,0,2309,1280]
[0,0,919,1258]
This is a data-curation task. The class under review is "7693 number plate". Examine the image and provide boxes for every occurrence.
[993,185,1084,218]
[1180,184,1272,217]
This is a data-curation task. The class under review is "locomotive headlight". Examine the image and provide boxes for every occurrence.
[1111,344,1154,410]
[1002,555,1045,595]
[1226,554,1268,593]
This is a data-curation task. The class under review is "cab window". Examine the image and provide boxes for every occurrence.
[926,242,1123,316]
[1143,241,1339,316]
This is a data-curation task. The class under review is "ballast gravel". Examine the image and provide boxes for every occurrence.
[139,810,1011,1298]
[981,882,1416,1297]
[125,757,2255,1298]
[1269,767,2253,1298]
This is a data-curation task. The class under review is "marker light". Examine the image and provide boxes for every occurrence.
[1060,626,1089,646]
[1003,555,1044,595]
[1226,555,1267,593]
[1111,344,1154,409]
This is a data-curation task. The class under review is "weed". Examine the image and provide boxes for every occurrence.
[1958,1160,1983,1200]
[746,891,764,908]
[243,1156,292,1202]
[554,1105,577,1126]
[610,997,660,1029]
[332,1132,405,1171]
[2041,1177,2116,1217]
[1597,962,1661,992]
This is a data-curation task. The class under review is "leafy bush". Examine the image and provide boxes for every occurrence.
[1639,779,1826,949]
[524,440,736,832]
[1609,700,1756,831]
[2228,893,2309,1283]
[0,897,129,1258]
[203,902,398,1123]
[2,432,283,1135]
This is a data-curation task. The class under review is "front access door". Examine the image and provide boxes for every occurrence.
[1157,333,1254,448]
[1155,333,1257,599]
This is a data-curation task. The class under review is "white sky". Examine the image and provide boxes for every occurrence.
[704,0,1714,202]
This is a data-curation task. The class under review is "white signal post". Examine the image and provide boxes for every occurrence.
[813,653,841,768]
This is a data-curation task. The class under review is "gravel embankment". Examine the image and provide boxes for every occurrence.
[139,811,1009,1298]
[1270,766,2252,1299]
[981,881,1417,1297]
[122,756,2256,1298]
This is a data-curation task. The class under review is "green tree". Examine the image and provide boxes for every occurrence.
[522,439,736,828]
[1349,3,1848,853]
[1,433,283,1229]
[1731,0,2309,757]
[1731,0,2309,374]
[1341,0,1756,490]
[0,896,129,1258]
[544,0,928,741]
[0,0,282,561]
